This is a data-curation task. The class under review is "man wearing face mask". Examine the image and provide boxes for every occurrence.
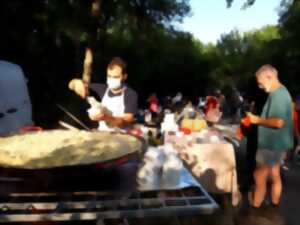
[68,57,138,131]
[246,65,293,211]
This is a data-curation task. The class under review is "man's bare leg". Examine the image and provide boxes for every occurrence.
[270,163,282,205]
[253,164,269,207]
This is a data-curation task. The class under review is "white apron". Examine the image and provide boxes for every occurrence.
[98,87,125,131]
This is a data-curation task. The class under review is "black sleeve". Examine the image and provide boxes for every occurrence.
[89,83,107,101]
[124,88,138,114]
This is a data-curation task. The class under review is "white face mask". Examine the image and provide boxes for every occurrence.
[107,77,122,90]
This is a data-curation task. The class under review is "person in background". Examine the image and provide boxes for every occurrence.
[204,96,222,123]
[163,96,173,111]
[283,99,300,168]
[172,92,183,105]
[197,97,206,111]
[295,96,300,159]
[218,94,226,113]
[147,93,159,123]
[147,93,159,113]
[237,83,267,191]
[247,65,293,210]
[204,96,218,116]
[136,109,145,124]
[292,99,300,147]
[230,88,244,123]
[295,102,300,164]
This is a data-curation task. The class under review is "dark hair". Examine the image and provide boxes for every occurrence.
[108,57,127,74]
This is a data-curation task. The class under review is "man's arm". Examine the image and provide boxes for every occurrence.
[89,87,138,128]
[247,112,284,129]
[68,79,89,98]
[106,113,135,128]
[89,113,135,128]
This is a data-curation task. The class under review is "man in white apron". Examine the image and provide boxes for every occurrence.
[69,57,138,131]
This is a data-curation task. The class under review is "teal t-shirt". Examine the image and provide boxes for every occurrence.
[258,86,293,151]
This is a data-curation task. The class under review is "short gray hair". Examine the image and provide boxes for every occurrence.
[256,64,278,78]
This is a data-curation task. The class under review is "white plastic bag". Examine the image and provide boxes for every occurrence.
[137,147,165,190]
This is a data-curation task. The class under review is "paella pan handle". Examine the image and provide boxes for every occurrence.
[19,126,43,133]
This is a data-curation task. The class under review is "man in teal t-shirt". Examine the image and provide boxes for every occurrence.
[247,64,293,209]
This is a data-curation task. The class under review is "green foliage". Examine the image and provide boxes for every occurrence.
[278,0,300,94]
[207,26,280,90]
[1,0,300,127]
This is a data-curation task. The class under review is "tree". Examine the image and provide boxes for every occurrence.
[208,26,280,90]
[226,0,291,9]
[278,0,300,93]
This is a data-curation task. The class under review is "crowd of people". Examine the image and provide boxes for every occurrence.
[137,89,244,127]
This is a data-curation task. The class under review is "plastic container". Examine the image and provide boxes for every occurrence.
[144,147,166,167]
[87,107,101,117]
[161,154,183,189]
[137,159,162,190]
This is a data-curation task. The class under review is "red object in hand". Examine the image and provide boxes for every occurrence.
[236,127,244,140]
[241,116,251,127]
[293,109,299,132]
[179,127,192,135]
[237,116,251,140]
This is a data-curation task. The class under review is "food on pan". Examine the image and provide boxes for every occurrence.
[0,130,142,169]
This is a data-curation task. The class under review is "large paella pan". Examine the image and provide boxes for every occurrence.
[0,130,144,170]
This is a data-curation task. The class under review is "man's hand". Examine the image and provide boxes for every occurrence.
[88,111,107,121]
[246,112,284,128]
[246,112,261,125]
[68,79,89,98]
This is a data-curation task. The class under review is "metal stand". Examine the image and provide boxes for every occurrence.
[0,185,217,224]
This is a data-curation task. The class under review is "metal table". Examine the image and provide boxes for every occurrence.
[0,159,218,224]
[0,186,217,224]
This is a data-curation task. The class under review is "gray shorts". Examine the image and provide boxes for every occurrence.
[256,149,286,166]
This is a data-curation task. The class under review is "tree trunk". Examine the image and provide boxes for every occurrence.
[81,0,101,84]
[82,47,93,84]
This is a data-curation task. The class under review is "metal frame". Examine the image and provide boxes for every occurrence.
[0,186,218,223]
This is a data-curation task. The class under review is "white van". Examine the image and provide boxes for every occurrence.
[0,60,33,136]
